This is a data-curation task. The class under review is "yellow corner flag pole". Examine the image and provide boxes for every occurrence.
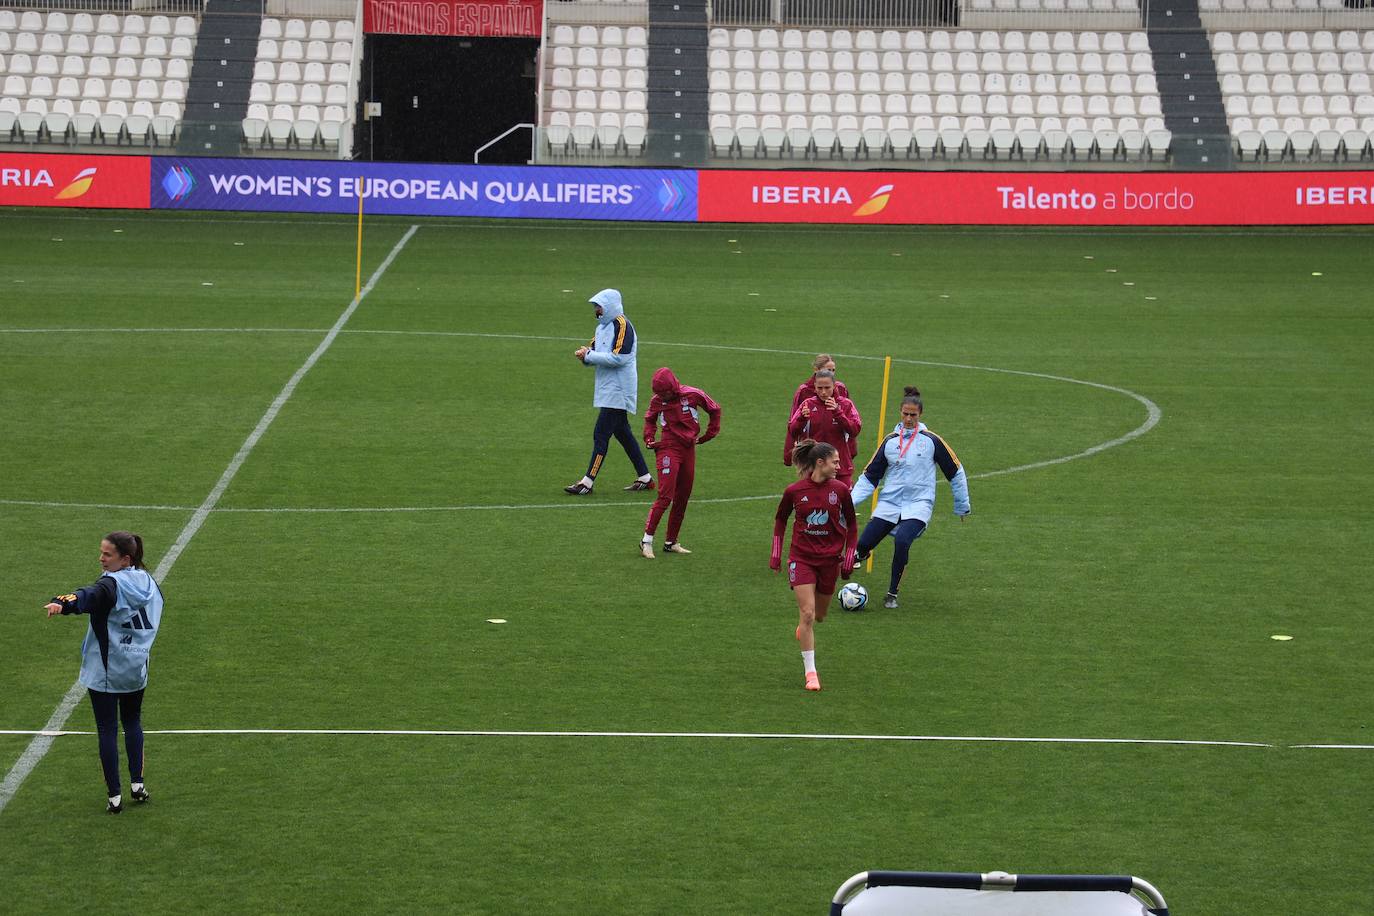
[354,176,364,299]
[866,355,892,573]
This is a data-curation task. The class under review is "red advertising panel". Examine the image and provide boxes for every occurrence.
[0,153,150,210]
[697,170,1374,226]
[363,0,542,37]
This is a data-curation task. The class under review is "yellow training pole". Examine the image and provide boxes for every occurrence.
[866,355,892,573]
[354,176,364,299]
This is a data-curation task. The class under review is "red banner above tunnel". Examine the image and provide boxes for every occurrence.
[362,0,543,37]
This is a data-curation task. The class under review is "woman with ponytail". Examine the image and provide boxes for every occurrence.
[771,440,858,691]
[850,386,971,609]
[45,532,164,813]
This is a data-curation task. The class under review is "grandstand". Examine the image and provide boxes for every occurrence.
[535,0,1374,166]
[1,0,1372,165]
[0,2,359,156]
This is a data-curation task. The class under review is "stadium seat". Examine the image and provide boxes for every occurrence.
[862,126,889,157]
[1042,127,1068,157]
[758,126,784,157]
[1314,129,1341,159]
[835,126,860,158]
[295,107,320,147]
[1,96,22,133]
[96,111,125,144]
[267,105,294,146]
[125,113,151,145]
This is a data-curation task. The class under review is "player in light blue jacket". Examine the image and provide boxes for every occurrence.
[850,386,971,609]
[46,531,164,813]
[565,288,653,495]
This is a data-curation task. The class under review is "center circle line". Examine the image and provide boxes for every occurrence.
[0,327,1159,513]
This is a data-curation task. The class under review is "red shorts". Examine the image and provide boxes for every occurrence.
[787,558,840,595]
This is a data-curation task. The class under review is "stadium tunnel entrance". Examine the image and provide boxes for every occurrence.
[358,35,538,164]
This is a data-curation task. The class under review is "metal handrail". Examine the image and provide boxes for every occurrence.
[474,122,536,163]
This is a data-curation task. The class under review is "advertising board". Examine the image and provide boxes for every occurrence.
[696,169,1374,225]
[150,158,698,221]
[0,153,151,210]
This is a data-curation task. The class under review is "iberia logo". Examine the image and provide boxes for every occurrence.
[54,167,98,200]
[853,184,894,217]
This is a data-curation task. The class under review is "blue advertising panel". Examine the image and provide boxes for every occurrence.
[150,158,697,221]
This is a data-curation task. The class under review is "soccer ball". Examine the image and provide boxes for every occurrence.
[838,582,868,612]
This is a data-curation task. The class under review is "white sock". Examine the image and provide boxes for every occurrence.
[131,782,144,792]
[641,533,653,544]
[801,650,816,675]
[580,476,594,487]
[637,473,652,482]
[109,793,121,806]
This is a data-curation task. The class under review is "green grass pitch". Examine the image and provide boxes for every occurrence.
[1,209,1371,914]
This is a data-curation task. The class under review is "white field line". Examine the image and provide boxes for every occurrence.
[0,727,1277,748]
[0,225,420,818]
[0,327,325,334]
[0,331,1161,515]
[0,499,196,511]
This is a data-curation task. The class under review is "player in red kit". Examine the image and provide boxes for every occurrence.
[783,353,853,466]
[639,367,722,559]
[787,369,862,487]
[771,440,857,692]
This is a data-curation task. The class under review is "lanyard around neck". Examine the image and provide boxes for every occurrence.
[897,427,920,459]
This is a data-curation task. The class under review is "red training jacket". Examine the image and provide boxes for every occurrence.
[643,367,722,452]
[771,476,858,568]
[784,376,854,465]
[787,394,863,478]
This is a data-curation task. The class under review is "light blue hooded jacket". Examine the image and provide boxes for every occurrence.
[582,288,639,413]
[78,567,164,693]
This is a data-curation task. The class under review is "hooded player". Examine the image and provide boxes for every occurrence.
[638,367,722,559]
[566,288,654,495]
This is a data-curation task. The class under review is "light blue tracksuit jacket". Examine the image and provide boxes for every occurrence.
[850,422,971,525]
[583,288,639,413]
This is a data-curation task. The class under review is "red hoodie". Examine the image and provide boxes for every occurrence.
[643,367,722,452]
